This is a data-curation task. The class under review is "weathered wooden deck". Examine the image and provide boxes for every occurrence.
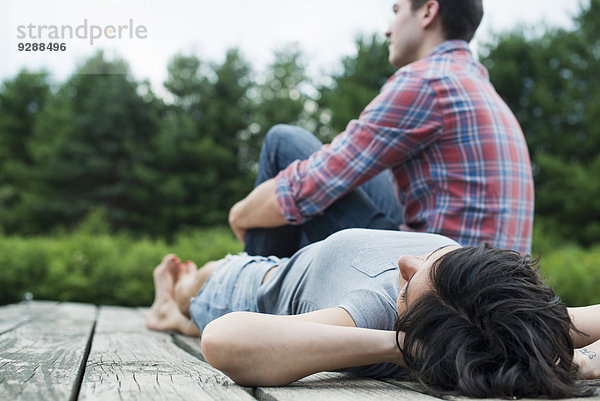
[0,301,598,401]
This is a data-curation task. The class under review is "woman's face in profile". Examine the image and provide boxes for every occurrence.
[396,245,460,315]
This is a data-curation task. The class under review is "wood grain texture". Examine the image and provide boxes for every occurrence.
[254,372,441,401]
[2,302,598,401]
[78,306,254,401]
[0,302,96,401]
[0,301,58,335]
[172,333,205,362]
[383,377,600,401]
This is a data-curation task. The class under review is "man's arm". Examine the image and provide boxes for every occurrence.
[228,178,287,243]
[200,308,404,386]
[229,73,440,237]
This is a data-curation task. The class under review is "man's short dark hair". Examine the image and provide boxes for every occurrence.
[410,0,483,42]
[394,244,595,398]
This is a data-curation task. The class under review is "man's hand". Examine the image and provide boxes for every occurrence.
[228,179,288,244]
[229,201,247,244]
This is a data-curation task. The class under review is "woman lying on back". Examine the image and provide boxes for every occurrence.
[146,229,599,398]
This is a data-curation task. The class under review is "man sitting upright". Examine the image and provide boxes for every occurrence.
[229,0,534,257]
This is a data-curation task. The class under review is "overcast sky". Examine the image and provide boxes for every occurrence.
[1,0,588,95]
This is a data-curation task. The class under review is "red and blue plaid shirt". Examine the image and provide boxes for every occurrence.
[275,41,534,253]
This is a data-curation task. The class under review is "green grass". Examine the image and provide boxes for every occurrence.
[1,224,598,307]
[0,226,241,306]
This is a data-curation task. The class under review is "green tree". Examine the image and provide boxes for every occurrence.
[318,34,396,140]
[239,44,315,171]
[480,0,600,246]
[155,50,254,234]
[22,51,161,234]
[0,70,50,232]
[163,53,212,122]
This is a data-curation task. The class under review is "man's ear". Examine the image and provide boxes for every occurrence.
[421,0,440,29]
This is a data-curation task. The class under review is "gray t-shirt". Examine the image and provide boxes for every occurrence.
[256,228,458,378]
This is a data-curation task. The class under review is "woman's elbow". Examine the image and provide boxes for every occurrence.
[200,314,262,385]
[201,319,235,372]
[200,313,294,386]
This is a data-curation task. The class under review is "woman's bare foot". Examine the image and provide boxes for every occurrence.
[174,260,199,313]
[174,259,225,315]
[145,254,201,336]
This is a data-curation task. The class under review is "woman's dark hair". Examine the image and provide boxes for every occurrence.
[410,0,483,42]
[394,243,595,398]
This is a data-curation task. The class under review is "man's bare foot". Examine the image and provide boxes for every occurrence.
[145,254,201,336]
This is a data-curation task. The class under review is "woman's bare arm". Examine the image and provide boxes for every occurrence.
[574,339,600,379]
[569,304,600,379]
[200,308,404,386]
[568,305,600,348]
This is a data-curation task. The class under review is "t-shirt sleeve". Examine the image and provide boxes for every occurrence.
[338,289,398,331]
[275,70,442,224]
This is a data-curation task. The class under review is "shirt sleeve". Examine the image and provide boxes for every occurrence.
[275,70,443,224]
[337,289,408,378]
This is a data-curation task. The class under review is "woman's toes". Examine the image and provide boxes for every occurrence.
[184,260,198,274]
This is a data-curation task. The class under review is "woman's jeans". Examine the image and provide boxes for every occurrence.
[244,124,404,258]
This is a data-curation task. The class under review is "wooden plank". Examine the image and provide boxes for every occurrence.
[172,334,206,362]
[380,378,432,395]
[254,372,441,401]
[79,306,255,401]
[582,379,600,401]
[0,301,58,335]
[0,302,97,401]
[383,378,600,401]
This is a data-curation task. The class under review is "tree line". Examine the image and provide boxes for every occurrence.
[1,0,598,246]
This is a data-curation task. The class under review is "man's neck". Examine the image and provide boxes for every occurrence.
[416,32,447,60]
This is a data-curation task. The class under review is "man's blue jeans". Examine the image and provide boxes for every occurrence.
[244,124,404,257]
